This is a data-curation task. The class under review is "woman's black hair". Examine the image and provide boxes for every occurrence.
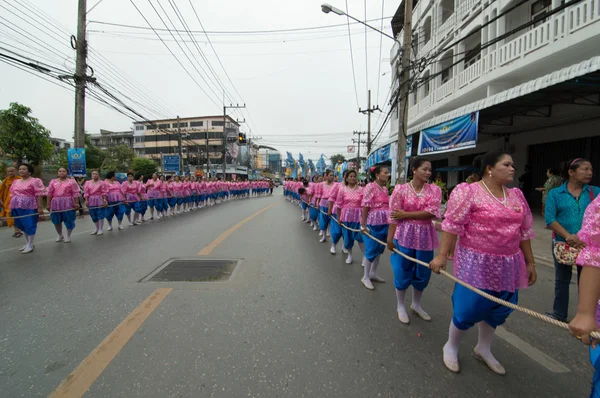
[369,165,388,180]
[547,167,559,176]
[298,187,306,195]
[303,180,309,187]
[410,156,430,175]
[135,173,142,180]
[127,172,134,177]
[166,175,172,181]
[473,150,510,177]
[105,170,116,179]
[324,169,333,177]
[57,166,69,173]
[20,163,34,174]
[563,158,591,180]
[344,169,357,185]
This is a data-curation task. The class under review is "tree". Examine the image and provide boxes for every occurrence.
[101,144,135,171]
[0,102,54,165]
[330,154,346,166]
[84,135,105,170]
[132,157,158,177]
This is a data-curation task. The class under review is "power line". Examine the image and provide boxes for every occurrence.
[364,0,368,96]
[345,0,360,110]
[376,0,385,104]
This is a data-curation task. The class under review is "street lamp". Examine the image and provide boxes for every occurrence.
[320,1,411,184]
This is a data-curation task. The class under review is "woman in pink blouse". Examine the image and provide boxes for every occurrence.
[182,176,192,212]
[7,164,45,254]
[145,173,163,219]
[121,172,142,226]
[318,170,335,243]
[335,170,365,264]
[309,175,323,230]
[83,170,108,235]
[360,166,391,290]
[327,171,348,254]
[159,175,169,216]
[136,175,148,222]
[430,151,537,375]
[47,167,81,243]
[387,157,442,324]
[104,171,125,231]
[568,195,600,396]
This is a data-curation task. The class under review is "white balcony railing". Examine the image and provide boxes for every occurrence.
[436,13,456,44]
[457,0,481,22]
[408,0,600,122]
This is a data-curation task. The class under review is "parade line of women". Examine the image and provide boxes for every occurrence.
[0,164,272,254]
[285,150,600,394]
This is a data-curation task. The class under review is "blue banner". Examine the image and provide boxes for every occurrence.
[163,155,180,173]
[67,148,86,177]
[418,112,479,155]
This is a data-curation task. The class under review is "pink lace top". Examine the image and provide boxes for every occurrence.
[121,181,140,202]
[335,185,364,223]
[9,177,45,210]
[105,180,123,202]
[328,182,342,214]
[577,195,600,268]
[47,178,80,211]
[319,182,335,208]
[83,180,107,207]
[389,183,441,251]
[146,179,163,199]
[361,182,390,226]
[442,183,535,292]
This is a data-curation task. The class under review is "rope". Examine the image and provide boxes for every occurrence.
[0,191,259,220]
[291,196,600,340]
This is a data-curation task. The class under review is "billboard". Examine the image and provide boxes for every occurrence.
[163,155,180,173]
[418,112,479,156]
[67,148,86,177]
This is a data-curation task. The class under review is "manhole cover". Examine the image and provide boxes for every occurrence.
[140,258,239,282]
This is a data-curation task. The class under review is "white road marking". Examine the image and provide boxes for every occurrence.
[496,326,571,373]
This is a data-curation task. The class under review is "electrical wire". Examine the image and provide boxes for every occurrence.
[376,0,385,104]
[345,0,360,110]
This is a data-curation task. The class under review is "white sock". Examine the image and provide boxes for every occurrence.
[475,322,500,365]
[66,229,73,239]
[396,289,407,316]
[412,289,424,311]
[444,321,465,359]
[98,219,104,232]
[363,258,372,279]
[55,224,63,239]
[369,256,380,278]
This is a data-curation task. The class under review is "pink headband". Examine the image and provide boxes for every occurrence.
[570,158,582,168]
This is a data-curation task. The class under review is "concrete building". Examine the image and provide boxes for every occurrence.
[371,0,600,209]
[256,147,282,174]
[49,137,72,152]
[88,130,134,150]
[132,115,241,169]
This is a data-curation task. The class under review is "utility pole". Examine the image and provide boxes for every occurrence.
[394,0,413,184]
[352,131,365,172]
[222,103,246,180]
[205,125,209,175]
[359,89,381,154]
[177,115,184,173]
[74,0,88,149]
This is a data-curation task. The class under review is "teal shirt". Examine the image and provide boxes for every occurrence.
[545,182,600,241]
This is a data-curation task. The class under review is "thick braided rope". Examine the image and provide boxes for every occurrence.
[297,198,600,339]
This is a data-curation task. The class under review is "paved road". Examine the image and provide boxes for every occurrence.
[0,191,590,397]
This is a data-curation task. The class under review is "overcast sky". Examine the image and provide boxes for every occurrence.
[0,0,398,163]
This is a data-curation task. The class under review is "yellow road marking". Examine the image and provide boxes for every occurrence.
[48,288,173,398]
[197,203,275,256]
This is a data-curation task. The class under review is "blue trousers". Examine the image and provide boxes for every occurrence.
[301,202,308,211]
[12,208,39,235]
[364,224,388,262]
[50,210,76,230]
[89,207,105,222]
[106,201,124,222]
[309,206,319,222]
[341,221,363,250]
[590,346,600,398]
[451,283,518,330]
[168,197,177,208]
[330,214,343,244]
[318,207,330,230]
[390,241,433,291]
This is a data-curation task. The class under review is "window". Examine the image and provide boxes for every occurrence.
[135,125,145,131]
[531,0,551,26]
[173,122,189,128]
[190,121,204,127]
[158,123,170,129]
[146,125,156,130]
[464,44,481,68]
[212,121,224,127]
[134,137,144,143]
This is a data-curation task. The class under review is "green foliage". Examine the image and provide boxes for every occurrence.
[55,148,69,169]
[101,144,135,171]
[330,154,346,165]
[84,135,105,170]
[0,102,54,165]
[132,157,158,177]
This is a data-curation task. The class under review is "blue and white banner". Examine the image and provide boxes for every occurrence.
[67,148,86,177]
[163,155,181,173]
[418,112,479,156]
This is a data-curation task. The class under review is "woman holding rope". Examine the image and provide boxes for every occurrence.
[309,175,321,230]
[47,167,81,243]
[122,172,142,226]
[7,163,45,254]
[83,170,108,236]
[430,150,537,375]
[360,165,390,290]
[335,169,365,264]
[327,170,347,255]
[318,170,335,243]
[387,157,441,324]
[145,173,163,220]
[104,171,125,231]
[568,194,600,397]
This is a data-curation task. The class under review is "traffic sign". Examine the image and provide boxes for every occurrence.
[347,145,356,153]
[163,155,180,173]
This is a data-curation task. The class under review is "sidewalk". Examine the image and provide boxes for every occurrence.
[531,213,555,268]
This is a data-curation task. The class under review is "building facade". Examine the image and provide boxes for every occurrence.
[132,115,241,169]
[375,0,600,208]
[88,130,133,150]
[49,137,72,152]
